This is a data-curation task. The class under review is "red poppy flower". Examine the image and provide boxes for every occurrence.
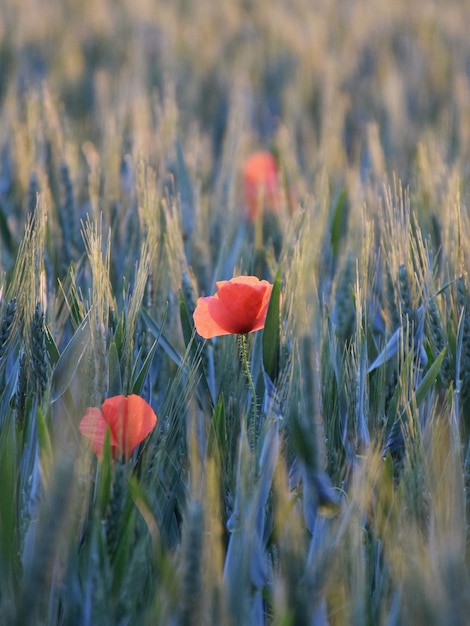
[243,151,281,221]
[193,275,273,338]
[79,394,157,460]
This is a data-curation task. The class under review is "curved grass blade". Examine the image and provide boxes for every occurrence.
[108,339,122,397]
[179,289,194,350]
[412,346,446,408]
[51,311,91,402]
[36,407,53,486]
[384,347,447,455]
[331,187,348,262]
[141,307,183,367]
[207,394,226,459]
[131,337,158,395]
[368,326,401,373]
[262,267,282,382]
[44,325,60,369]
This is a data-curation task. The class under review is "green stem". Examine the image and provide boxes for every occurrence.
[239,333,258,451]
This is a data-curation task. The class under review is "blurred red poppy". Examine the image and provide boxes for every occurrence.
[79,394,157,460]
[193,275,273,338]
[243,151,281,221]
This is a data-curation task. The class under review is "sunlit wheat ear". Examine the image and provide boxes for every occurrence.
[81,216,115,404]
[282,209,321,338]
[4,198,47,421]
[427,295,445,356]
[386,267,401,330]
[135,162,183,324]
[135,160,160,253]
[135,163,163,309]
[9,195,47,324]
[427,293,453,388]
[162,196,187,289]
[380,180,411,296]
[121,243,151,393]
[398,263,413,324]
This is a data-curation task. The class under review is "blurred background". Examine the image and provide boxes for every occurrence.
[1,0,469,196]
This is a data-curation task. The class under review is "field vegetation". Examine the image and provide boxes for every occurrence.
[1,0,470,623]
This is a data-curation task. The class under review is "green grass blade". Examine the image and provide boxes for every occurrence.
[262,267,282,382]
[141,307,183,367]
[179,289,194,349]
[331,187,348,262]
[51,311,91,402]
[44,325,60,368]
[131,337,158,395]
[108,339,122,396]
[412,346,447,408]
[36,406,53,484]
[207,394,226,459]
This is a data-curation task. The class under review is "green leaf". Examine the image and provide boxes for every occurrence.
[384,347,412,423]
[113,310,126,356]
[128,474,159,544]
[262,267,282,382]
[412,346,447,407]
[383,450,394,481]
[207,394,226,459]
[44,325,60,368]
[36,407,53,483]
[331,187,348,261]
[385,347,447,453]
[57,272,86,330]
[179,288,215,404]
[131,338,158,395]
[0,412,18,594]
[108,340,122,396]
[110,491,135,591]
[179,289,194,349]
[141,307,183,367]
[50,311,91,402]
[95,429,113,519]
[290,410,319,471]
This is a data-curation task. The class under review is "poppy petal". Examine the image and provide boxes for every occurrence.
[209,280,270,334]
[101,395,127,453]
[193,295,234,338]
[102,394,156,459]
[243,151,280,220]
[79,407,116,457]
[80,395,157,460]
[193,276,273,338]
[125,394,157,454]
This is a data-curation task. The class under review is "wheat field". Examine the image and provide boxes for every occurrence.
[1,0,470,624]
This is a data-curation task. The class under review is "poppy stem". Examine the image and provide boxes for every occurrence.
[239,333,257,452]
